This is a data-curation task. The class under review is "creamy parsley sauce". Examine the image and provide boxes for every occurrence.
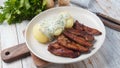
[38,13,70,41]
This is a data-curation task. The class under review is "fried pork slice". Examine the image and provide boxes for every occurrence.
[83,25,102,35]
[74,20,102,35]
[63,31,92,47]
[48,42,80,58]
[73,20,84,31]
[57,35,89,52]
[66,28,94,42]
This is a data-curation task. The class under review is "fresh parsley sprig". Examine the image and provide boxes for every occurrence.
[0,0,47,24]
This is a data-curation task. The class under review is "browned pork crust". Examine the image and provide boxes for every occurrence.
[63,31,93,47]
[74,20,102,35]
[48,42,80,58]
[57,35,89,52]
[66,28,94,42]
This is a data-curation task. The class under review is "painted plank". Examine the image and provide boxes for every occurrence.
[0,23,22,68]
[96,0,120,19]
[16,21,37,68]
[0,30,2,68]
[64,62,86,68]
[85,27,120,68]
[0,0,22,68]
[82,0,120,68]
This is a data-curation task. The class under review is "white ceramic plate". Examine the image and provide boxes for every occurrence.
[25,6,106,64]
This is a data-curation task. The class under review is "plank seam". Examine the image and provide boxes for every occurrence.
[82,61,87,68]
[0,32,3,68]
[15,24,23,68]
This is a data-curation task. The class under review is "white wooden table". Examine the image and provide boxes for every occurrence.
[0,0,120,68]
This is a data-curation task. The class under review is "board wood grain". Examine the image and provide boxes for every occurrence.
[1,43,30,63]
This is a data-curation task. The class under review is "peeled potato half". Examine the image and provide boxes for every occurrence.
[32,24,49,43]
[65,17,74,28]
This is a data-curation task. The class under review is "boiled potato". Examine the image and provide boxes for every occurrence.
[32,24,49,43]
[60,12,74,28]
[65,17,74,28]
[54,28,63,36]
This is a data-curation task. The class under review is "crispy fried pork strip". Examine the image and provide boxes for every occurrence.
[74,20,102,35]
[57,35,89,52]
[73,20,84,30]
[63,31,92,47]
[66,28,94,42]
[83,25,102,35]
[48,42,80,58]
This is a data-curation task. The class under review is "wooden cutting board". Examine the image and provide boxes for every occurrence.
[1,43,51,68]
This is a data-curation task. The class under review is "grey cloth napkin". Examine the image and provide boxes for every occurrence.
[70,0,92,8]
